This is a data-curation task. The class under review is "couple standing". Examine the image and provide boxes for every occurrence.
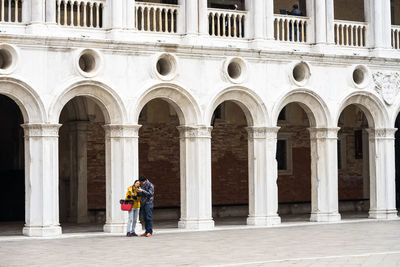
[125,176,154,237]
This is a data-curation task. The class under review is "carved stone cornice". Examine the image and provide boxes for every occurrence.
[246,127,280,140]
[308,127,340,140]
[366,128,397,140]
[22,124,61,138]
[103,124,142,138]
[177,126,213,139]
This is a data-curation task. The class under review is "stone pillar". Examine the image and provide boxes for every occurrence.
[362,129,370,199]
[314,0,327,44]
[45,0,56,24]
[308,128,341,222]
[177,126,214,230]
[252,0,265,40]
[198,0,208,36]
[68,122,89,224]
[178,0,198,36]
[21,0,30,24]
[22,124,62,237]
[366,128,398,219]
[103,125,141,233]
[246,127,281,226]
[265,0,274,40]
[109,0,123,30]
[325,0,335,44]
[30,0,45,24]
[126,0,136,30]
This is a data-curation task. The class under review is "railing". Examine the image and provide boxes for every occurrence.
[392,25,400,50]
[135,2,179,33]
[56,0,104,28]
[274,15,309,43]
[334,20,366,47]
[208,8,247,38]
[0,0,22,23]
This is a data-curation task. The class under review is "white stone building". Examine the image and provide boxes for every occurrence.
[0,0,399,237]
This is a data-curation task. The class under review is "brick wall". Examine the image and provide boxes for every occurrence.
[87,122,106,210]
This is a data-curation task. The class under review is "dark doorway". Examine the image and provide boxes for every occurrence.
[395,114,400,212]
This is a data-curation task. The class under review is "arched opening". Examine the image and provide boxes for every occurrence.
[211,101,248,225]
[0,95,24,236]
[138,99,180,229]
[334,0,365,22]
[59,96,106,233]
[395,113,400,214]
[337,105,370,219]
[276,103,312,222]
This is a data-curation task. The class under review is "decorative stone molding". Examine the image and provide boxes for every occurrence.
[366,128,397,140]
[177,126,213,139]
[223,57,248,84]
[372,72,400,105]
[22,124,61,137]
[152,53,178,81]
[246,126,280,140]
[103,124,141,138]
[308,127,340,140]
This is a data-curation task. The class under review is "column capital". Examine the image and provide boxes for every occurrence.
[308,127,340,140]
[366,128,397,140]
[246,126,280,139]
[103,124,142,138]
[22,124,61,137]
[177,126,213,139]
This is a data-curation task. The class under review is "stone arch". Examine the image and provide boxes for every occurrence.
[132,83,201,126]
[336,91,389,128]
[205,86,269,127]
[49,80,126,124]
[272,89,330,128]
[391,97,400,127]
[0,77,45,123]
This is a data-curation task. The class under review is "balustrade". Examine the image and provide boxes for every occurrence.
[135,2,179,33]
[334,20,366,47]
[208,8,247,38]
[0,0,22,23]
[274,15,309,43]
[56,0,104,28]
[392,26,400,49]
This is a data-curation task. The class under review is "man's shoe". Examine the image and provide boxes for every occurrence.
[131,232,138,237]
[140,233,147,236]
[126,232,131,237]
[145,233,152,237]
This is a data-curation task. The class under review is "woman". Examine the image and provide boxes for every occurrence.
[125,180,141,236]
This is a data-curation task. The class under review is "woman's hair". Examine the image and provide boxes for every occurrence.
[134,180,140,185]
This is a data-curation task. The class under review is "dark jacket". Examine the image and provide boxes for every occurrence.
[140,180,154,205]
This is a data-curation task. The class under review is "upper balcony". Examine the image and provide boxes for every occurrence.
[0,0,399,55]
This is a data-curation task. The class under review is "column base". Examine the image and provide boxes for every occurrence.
[103,223,127,234]
[369,209,399,220]
[247,215,281,226]
[23,225,62,237]
[178,218,215,230]
[310,212,341,222]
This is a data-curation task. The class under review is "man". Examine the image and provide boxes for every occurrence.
[290,4,303,16]
[138,176,154,237]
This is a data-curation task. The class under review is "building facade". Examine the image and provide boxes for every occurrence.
[0,0,399,237]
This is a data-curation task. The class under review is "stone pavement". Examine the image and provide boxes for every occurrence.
[1,220,400,266]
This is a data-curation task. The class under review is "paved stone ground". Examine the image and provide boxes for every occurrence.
[1,220,400,266]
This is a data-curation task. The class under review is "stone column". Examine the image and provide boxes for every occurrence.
[265,0,274,40]
[45,0,56,24]
[30,0,45,24]
[126,0,136,30]
[103,125,142,233]
[246,127,281,226]
[308,128,341,222]
[325,0,335,44]
[198,0,208,36]
[252,0,265,40]
[108,0,123,30]
[314,0,335,44]
[177,126,214,230]
[68,122,89,224]
[22,124,62,237]
[21,0,30,24]
[366,128,398,219]
[178,0,198,36]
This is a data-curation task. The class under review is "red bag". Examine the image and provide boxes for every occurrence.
[121,203,132,211]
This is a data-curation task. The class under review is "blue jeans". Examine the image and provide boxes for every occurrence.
[127,208,140,234]
[142,203,153,234]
